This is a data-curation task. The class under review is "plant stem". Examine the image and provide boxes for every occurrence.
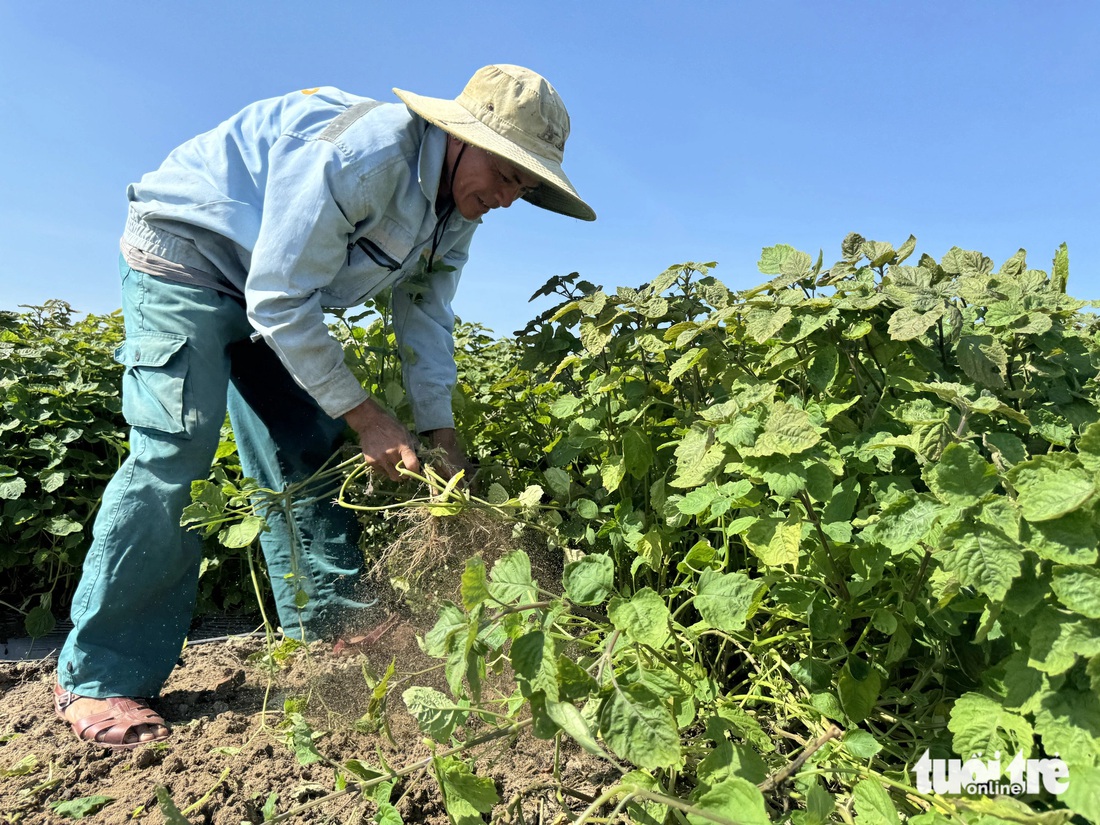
[798,491,850,601]
[758,724,842,792]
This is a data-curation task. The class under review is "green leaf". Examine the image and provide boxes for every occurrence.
[221,515,266,548]
[781,249,813,278]
[375,802,403,825]
[887,306,943,341]
[542,467,571,498]
[1077,421,1100,474]
[677,484,721,516]
[580,319,615,355]
[940,523,1024,602]
[669,347,707,381]
[609,588,671,648]
[1062,765,1100,823]
[688,778,770,825]
[697,741,768,786]
[423,603,467,657]
[2,754,38,777]
[895,235,917,264]
[758,243,797,275]
[693,570,762,632]
[804,781,836,825]
[1052,566,1100,619]
[287,713,322,765]
[924,443,998,505]
[51,795,116,820]
[40,470,67,493]
[1000,653,1048,714]
[811,691,845,722]
[1033,687,1100,764]
[623,427,654,479]
[563,554,614,605]
[549,394,582,419]
[1032,408,1074,446]
[838,658,881,723]
[1010,454,1095,522]
[841,232,865,261]
[744,402,820,457]
[601,455,626,492]
[343,759,384,782]
[0,477,26,500]
[714,703,776,753]
[843,320,873,339]
[485,482,509,505]
[790,658,832,692]
[402,686,468,741]
[598,683,680,769]
[557,655,598,703]
[948,692,1033,761]
[957,335,1008,388]
[1028,610,1100,675]
[844,730,883,759]
[1027,510,1098,565]
[617,769,667,825]
[746,306,793,344]
[743,518,801,567]
[864,241,896,267]
[851,780,899,825]
[488,550,536,604]
[575,498,599,519]
[671,427,726,489]
[983,302,1025,327]
[154,787,190,825]
[1052,242,1069,292]
[866,496,944,554]
[545,699,610,758]
[460,558,490,610]
[511,630,559,701]
[633,529,666,572]
[45,516,82,536]
[25,606,55,638]
[436,756,499,825]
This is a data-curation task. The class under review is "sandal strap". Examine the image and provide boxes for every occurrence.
[54,686,79,713]
[55,685,169,748]
[74,698,166,746]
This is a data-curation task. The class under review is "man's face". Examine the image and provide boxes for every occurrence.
[446,141,542,221]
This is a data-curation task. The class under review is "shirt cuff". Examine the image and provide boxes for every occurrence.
[312,368,371,420]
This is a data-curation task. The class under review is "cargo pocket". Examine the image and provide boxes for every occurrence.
[114,332,190,436]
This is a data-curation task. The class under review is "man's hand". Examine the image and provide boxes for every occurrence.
[344,399,420,481]
[423,428,477,483]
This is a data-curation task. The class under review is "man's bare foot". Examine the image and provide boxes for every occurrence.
[54,685,169,749]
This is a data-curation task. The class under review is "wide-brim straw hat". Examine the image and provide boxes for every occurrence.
[393,64,595,221]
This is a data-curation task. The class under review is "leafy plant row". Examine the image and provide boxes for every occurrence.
[0,302,264,636]
[357,235,1100,824]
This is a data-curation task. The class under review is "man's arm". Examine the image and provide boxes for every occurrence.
[244,134,423,477]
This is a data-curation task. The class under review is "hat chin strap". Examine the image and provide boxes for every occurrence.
[429,140,468,272]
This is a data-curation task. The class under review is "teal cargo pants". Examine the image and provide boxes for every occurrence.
[58,260,374,699]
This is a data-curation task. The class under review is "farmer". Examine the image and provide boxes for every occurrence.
[53,65,594,750]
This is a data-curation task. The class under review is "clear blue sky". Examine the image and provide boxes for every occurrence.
[2,2,1097,336]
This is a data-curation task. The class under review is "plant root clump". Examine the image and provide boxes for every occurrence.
[363,505,561,614]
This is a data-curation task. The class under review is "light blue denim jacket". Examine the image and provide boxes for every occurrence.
[122,87,480,431]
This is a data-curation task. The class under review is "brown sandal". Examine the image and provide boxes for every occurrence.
[332,612,402,656]
[54,683,170,750]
